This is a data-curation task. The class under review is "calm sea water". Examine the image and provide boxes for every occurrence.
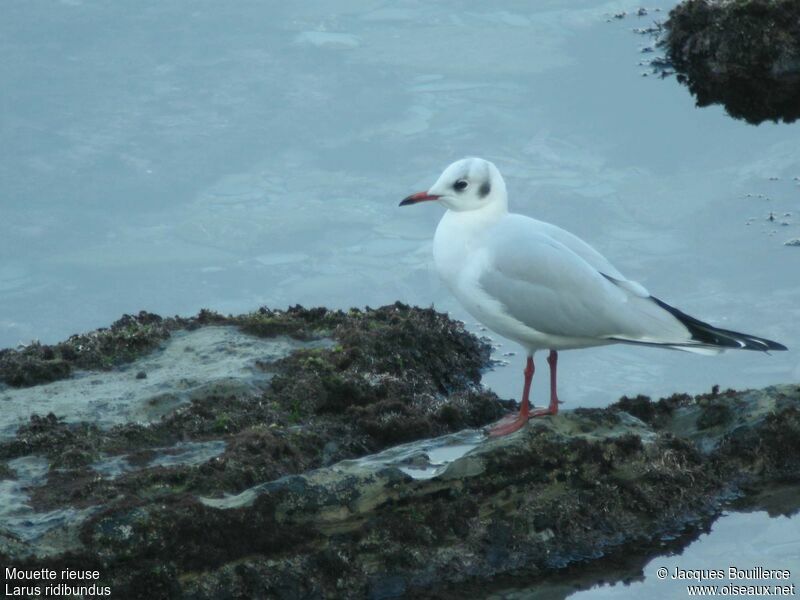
[2,0,798,595]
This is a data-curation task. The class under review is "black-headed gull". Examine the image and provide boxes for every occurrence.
[400,157,787,436]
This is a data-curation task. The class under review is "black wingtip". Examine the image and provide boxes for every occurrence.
[766,340,789,352]
[650,296,787,352]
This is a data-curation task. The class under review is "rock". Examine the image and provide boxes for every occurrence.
[664,0,800,124]
[57,386,800,598]
[0,307,798,598]
[0,311,175,388]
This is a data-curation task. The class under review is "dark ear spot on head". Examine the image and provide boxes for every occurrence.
[479,181,491,198]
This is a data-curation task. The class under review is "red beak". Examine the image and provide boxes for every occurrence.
[399,191,440,206]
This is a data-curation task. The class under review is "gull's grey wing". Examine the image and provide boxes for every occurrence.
[530,217,650,297]
[478,216,691,343]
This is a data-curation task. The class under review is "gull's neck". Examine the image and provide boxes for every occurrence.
[441,196,509,235]
[433,198,508,290]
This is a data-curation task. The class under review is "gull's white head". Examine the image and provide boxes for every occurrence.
[400,157,507,212]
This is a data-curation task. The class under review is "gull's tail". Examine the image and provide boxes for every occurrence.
[649,296,787,352]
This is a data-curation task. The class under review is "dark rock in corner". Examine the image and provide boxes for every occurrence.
[664,0,800,124]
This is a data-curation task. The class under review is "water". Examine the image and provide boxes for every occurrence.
[0,327,328,437]
[571,510,800,600]
[484,505,800,599]
[340,428,486,480]
[0,441,228,545]
[2,0,798,594]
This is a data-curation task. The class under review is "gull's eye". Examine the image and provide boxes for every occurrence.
[453,179,469,192]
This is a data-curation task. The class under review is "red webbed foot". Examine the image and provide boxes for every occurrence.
[488,411,530,436]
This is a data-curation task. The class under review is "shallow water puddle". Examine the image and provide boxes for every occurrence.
[338,428,487,480]
[0,326,332,437]
[0,456,97,545]
[1,439,229,544]
[90,439,227,479]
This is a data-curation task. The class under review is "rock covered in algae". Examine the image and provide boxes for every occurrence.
[0,305,797,599]
[665,0,800,124]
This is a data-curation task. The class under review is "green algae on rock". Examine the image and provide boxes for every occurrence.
[65,386,800,599]
[665,0,800,124]
[0,312,177,388]
[0,304,508,544]
[0,305,798,599]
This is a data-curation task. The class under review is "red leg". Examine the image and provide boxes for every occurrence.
[489,355,534,436]
[531,350,560,416]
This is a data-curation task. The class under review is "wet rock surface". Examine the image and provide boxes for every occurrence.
[0,306,797,598]
[0,312,175,388]
[0,304,506,503]
[664,0,800,124]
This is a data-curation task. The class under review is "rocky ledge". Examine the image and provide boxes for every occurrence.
[0,305,797,599]
[664,0,800,124]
